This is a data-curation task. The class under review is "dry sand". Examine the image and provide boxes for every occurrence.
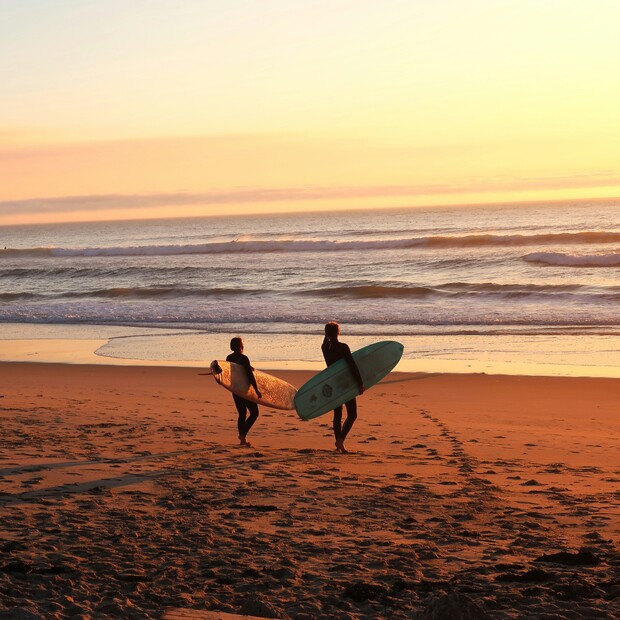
[0,362,618,619]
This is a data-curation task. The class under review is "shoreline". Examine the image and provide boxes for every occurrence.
[0,362,618,618]
[1,331,620,378]
[3,357,620,382]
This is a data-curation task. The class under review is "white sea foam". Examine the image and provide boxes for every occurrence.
[524,251,620,267]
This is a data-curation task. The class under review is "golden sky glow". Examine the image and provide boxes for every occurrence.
[2,0,620,224]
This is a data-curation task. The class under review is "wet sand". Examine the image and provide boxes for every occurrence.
[0,363,618,619]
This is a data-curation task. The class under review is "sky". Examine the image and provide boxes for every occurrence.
[1,0,620,224]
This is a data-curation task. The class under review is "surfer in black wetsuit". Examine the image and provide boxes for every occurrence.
[322,322,364,454]
[226,337,262,446]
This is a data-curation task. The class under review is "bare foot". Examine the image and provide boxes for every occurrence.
[336,440,348,454]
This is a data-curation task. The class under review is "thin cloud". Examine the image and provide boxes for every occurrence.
[0,186,458,216]
[2,172,620,217]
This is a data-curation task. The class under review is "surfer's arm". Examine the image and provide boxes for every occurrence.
[343,346,365,394]
[241,356,262,398]
[321,337,330,365]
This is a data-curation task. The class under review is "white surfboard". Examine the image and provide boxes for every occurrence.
[209,360,297,410]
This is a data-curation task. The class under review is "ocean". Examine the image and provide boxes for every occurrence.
[1,200,619,376]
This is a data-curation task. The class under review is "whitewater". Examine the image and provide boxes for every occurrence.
[4,229,620,258]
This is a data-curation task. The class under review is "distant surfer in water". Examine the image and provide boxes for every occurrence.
[227,337,262,446]
[322,322,364,453]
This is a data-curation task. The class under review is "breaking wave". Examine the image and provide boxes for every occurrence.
[3,230,620,257]
[8,286,260,300]
[524,251,620,267]
[4,283,620,303]
[63,286,259,299]
[299,283,619,300]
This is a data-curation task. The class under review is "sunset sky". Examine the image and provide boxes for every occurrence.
[1,0,620,224]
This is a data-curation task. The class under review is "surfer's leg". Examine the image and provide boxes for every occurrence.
[333,406,343,450]
[244,402,259,437]
[340,398,358,449]
[233,395,249,444]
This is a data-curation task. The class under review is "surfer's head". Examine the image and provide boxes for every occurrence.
[324,321,340,340]
[230,336,244,352]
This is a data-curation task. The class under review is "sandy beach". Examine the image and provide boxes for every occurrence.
[0,362,618,619]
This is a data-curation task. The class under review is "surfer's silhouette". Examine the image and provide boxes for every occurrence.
[322,322,364,453]
[227,337,262,446]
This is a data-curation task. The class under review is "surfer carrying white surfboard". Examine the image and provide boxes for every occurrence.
[322,322,364,454]
[226,337,262,446]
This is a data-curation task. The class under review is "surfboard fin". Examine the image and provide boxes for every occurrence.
[211,361,223,375]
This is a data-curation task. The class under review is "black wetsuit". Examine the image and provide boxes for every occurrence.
[226,351,260,437]
[321,338,363,443]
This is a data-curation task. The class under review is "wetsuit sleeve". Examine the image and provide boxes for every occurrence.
[240,355,260,394]
[321,337,330,365]
[343,344,363,388]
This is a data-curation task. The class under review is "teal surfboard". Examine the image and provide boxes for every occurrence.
[294,340,404,420]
